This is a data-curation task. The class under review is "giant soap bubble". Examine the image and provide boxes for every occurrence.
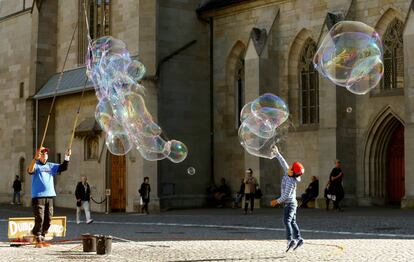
[86,36,187,162]
[313,21,384,95]
[238,93,289,159]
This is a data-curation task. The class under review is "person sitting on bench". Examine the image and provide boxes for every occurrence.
[300,176,319,208]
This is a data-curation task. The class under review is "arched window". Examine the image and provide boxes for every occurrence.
[299,39,319,125]
[381,19,404,90]
[85,136,99,160]
[78,0,111,64]
[235,56,245,128]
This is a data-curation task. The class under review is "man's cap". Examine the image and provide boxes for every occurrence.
[40,147,49,153]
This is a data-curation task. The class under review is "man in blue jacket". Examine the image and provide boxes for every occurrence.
[27,147,71,247]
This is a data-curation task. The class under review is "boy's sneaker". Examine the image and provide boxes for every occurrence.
[286,240,296,252]
[86,219,94,224]
[293,238,304,250]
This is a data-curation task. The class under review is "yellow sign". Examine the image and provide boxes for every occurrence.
[8,216,67,239]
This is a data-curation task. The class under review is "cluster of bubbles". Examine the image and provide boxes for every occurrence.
[238,93,289,159]
[313,21,384,95]
[86,36,187,163]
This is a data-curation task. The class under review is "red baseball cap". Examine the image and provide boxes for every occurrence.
[40,147,49,153]
[291,162,305,175]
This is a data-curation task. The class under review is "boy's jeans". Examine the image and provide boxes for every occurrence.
[283,202,302,241]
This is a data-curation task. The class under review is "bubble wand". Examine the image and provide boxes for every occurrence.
[39,15,79,149]
[67,0,93,150]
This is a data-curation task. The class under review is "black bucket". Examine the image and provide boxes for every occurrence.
[82,234,96,252]
[96,235,112,255]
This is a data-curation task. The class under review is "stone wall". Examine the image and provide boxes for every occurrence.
[56,0,78,71]
[0,7,33,203]
[157,0,210,209]
[111,0,139,56]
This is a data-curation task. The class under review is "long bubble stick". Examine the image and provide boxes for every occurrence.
[67,0,94,150]
[39,18,79,148]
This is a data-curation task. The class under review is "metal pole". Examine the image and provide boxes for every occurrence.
[105,194,109,214]
[35,99,38,149]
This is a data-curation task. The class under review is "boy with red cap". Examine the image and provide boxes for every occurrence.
[27,147,71,247]
[271,145,305,252]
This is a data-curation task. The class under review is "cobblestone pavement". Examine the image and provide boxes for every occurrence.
[1,239,413,261]
[1,204,414,261]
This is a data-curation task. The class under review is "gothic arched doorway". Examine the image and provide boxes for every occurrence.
[386,124,404,204]
[363,107,405,205]
[106,153,126,212]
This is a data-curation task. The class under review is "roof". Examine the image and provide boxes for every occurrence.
[34,66,94,100]
[74,117,102,138]
[196,0,250,14]
[34,54,142,100]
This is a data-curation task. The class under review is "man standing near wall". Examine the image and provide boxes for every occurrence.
[329,160,345,211]
[27,147,71,247]
[12,175,22,205]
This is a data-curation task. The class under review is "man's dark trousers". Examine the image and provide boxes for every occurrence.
[32,197,53,237]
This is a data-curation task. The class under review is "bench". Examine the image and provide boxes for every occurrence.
[298,198,316,208]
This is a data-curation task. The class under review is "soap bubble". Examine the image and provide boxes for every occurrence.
[187,167,196,176]
[251,93,289,125]
[238,93,289,159]
[87,36,187,162]
[313,21,384,95]
[106,130,133,156]
[167,140,188,163]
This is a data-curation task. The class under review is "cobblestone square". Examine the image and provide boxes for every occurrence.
[1,205,414,261]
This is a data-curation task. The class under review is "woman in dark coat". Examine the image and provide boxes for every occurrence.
[329,160,345,211]
[139,176,151,214]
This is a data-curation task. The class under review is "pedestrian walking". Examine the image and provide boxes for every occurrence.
[75,176,94,224]
[243,168,257,214]
[329,160,345,211]
[139,177,151,214]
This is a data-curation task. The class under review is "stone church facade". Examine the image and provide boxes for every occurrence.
[0,0,413,211]
[202,0,414,209]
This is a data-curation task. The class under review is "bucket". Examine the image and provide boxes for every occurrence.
[96,235,112,255]
[82,234,96,252]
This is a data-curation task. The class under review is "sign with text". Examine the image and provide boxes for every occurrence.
[8,216,66,239]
